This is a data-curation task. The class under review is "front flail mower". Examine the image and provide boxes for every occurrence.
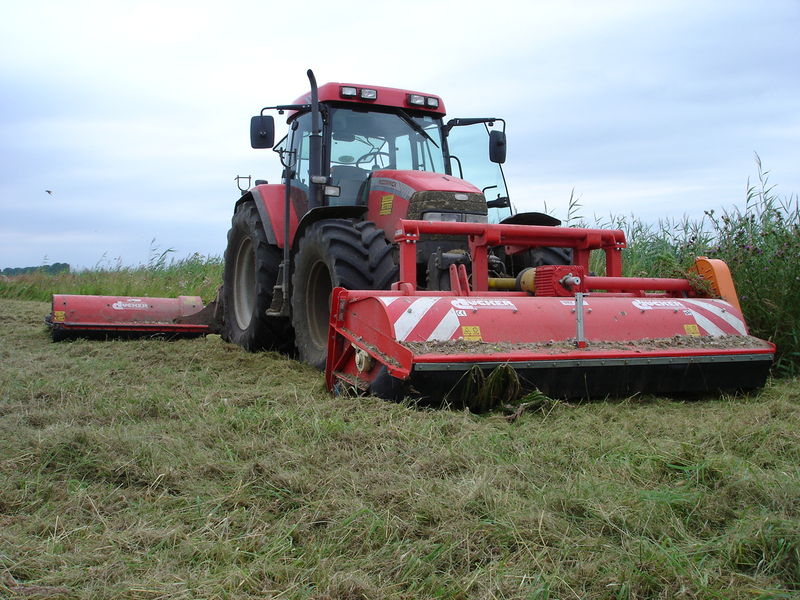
[325,220,775,401]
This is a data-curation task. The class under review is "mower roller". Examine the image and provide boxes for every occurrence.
[325,219,774,400]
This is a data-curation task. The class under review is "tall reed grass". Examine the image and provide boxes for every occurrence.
[0,243,223,304]
[577,156,799,375]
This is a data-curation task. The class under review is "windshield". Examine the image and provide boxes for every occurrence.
[328,107,445,173]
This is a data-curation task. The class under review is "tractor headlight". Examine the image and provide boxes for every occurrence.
[422,212,488,223]
[423,212,461,222]
[341,86,378,101]
[408,94,440,109]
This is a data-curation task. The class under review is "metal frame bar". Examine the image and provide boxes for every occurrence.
[393,220,696,295]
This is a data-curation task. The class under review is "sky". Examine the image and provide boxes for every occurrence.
[1,0,798,269]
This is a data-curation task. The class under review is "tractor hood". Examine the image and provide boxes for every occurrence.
[369,170,482,198]
[364,170,487,233]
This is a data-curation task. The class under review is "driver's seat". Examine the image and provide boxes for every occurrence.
[329,165,369,206]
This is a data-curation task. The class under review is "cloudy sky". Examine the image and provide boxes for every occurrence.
[2,0,798,269]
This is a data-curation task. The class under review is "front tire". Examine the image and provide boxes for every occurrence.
[222,202,293,352]
[511,246,573,270]
[291,220,396,369]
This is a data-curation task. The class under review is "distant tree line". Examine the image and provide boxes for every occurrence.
[2,263,70,276]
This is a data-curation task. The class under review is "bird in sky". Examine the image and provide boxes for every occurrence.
[45,190,53,195]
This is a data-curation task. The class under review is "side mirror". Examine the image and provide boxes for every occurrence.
[486,196,510,209]
[250,115,275,149]
[489,130,506,164]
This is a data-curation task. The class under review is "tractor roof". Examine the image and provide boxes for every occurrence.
[291,82,446,117]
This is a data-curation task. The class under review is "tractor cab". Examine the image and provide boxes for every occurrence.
[255,81,512,225]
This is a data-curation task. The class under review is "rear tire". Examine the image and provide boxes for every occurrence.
[222,202,293,352]
[291,220,396,369]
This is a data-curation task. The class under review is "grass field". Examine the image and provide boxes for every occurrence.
[1,298,798,599]
[1,160,798,597]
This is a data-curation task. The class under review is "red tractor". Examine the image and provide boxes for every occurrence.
[49,71,774,402]
[223,70,567,367]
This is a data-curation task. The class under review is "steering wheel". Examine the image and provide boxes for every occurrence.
[355,151,391,169]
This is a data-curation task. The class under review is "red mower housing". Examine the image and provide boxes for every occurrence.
[325,220,774,400]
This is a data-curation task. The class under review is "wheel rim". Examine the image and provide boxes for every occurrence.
[233,236,256,330]
[305,260,333,350]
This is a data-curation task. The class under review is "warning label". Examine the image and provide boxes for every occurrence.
[684,323,701,336]
[461,326,482,341]
[380,194,393,215]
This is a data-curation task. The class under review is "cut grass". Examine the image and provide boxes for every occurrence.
[1,298,798,599]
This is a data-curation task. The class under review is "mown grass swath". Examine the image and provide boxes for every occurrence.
[1,299,799,598]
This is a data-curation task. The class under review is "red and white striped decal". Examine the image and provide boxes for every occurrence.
[378,297,460,342]
[374,296,750,344]
[681,299,748,337]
